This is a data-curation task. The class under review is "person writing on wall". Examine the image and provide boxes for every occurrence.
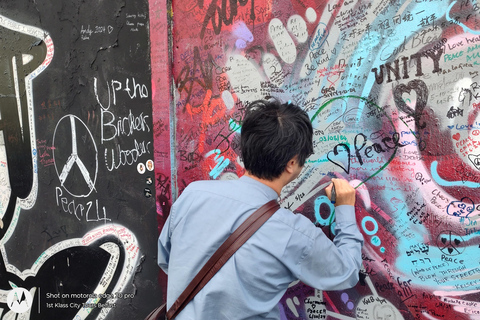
[157,98,364,319]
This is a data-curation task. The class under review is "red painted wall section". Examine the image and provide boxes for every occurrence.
[149,0,171,303]
[152,0,480,319]
[149,0,172,228]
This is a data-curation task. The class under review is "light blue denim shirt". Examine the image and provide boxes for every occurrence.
[158,176,363,319]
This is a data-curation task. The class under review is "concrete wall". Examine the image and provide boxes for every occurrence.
[0,0,159,319]
[2,0,480,318]
[152,0,480,319]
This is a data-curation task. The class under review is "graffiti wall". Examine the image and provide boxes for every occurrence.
[0,0,159,319]
[154,0,480,318]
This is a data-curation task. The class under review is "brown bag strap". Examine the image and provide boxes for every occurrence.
[166,199,280,319]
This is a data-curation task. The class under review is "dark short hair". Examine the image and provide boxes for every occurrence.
[240,99,313,180]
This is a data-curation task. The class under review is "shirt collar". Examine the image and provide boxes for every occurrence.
[239,175,279,201]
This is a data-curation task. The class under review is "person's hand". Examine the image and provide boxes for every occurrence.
[325,178,355,206]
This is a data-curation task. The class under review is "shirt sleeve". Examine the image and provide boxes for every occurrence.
[298,205,364,290]
[157,210,173,274]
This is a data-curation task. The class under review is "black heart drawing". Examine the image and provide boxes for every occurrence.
[454,238,461,246]
[393,79,428,129]
[448,247,454,254]
[441,237,447,244]
[327,143,350,174]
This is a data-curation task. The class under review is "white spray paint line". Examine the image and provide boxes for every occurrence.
[326,310,356,320]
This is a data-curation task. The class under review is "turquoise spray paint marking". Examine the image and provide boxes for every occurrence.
[362,216,383,249]
[392,195,480,289]
[205,149,230,179]
[362,216,379,235]
[314,195,336,235]
[430,161,480,188]
[314,196,335,225]
[228,118,242,133]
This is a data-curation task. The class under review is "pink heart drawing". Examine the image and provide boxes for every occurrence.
[452,133,461,141]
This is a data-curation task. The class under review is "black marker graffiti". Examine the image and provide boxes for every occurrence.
[177,46,216,108]
[393,79,429,130]
[200,0,256,39]
[327,132,404,173]
[371,49,443,84]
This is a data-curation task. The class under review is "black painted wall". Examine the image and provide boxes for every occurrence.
[0,1,159,319]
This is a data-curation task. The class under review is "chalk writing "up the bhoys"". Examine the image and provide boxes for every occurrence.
[104,139,151,171]
[93,76,152,171]
[101,109,150,143]
[93,77,150,143]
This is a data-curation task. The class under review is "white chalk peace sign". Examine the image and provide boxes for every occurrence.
[53,114,98,197]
